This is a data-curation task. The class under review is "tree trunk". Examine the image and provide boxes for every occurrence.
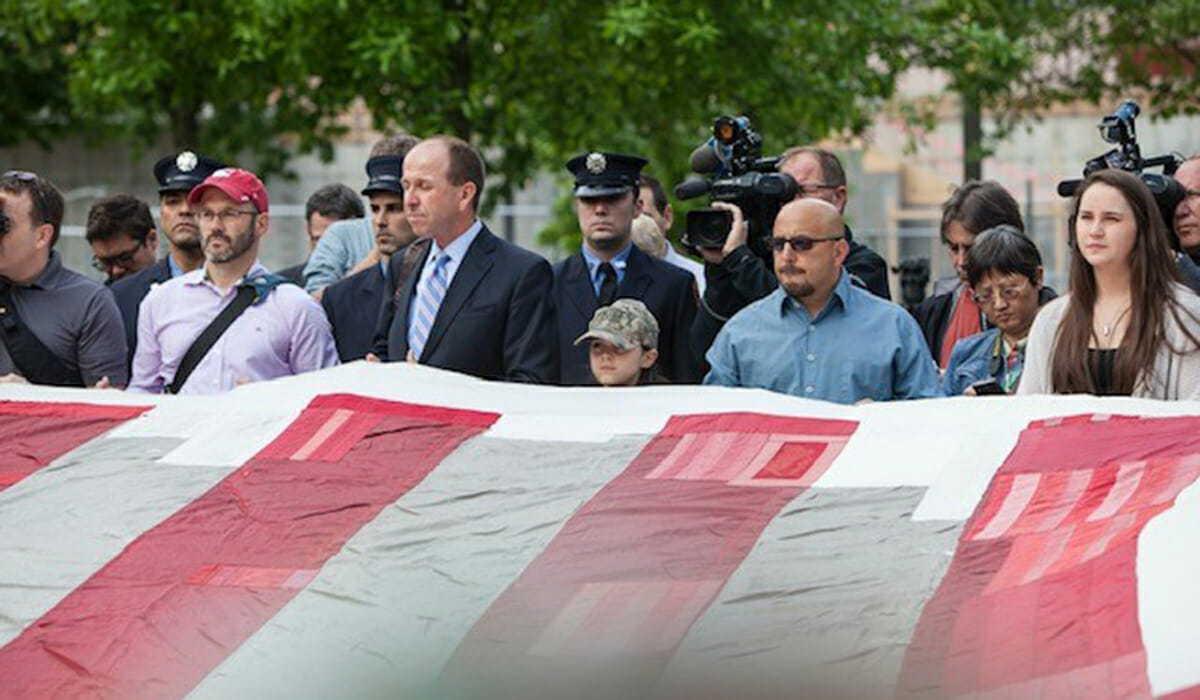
[443,0,472,138]
[171,101,200,151]
[962,90,982,183]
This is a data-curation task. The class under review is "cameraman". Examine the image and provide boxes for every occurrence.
[690,147,890,366]
[1174,156,1200,263]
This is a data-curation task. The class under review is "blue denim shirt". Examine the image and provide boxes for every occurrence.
[940,328,1029,396]
[302,218,373,293]
[703,272,938,404]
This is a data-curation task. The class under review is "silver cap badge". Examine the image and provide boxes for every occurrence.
[175,151,198,172]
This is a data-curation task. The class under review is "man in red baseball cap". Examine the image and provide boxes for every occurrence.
[128,167,339,394]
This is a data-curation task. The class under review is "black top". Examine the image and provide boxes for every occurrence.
[1087,348,1120,396]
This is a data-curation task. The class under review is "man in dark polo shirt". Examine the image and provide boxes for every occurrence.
[0,170,127,387]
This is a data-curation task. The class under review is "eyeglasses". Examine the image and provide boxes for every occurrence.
[972,280,1031,306]
[769,234,844,253]
[795,183,838,198]
[92,240,148,273]
[198,209,257,224]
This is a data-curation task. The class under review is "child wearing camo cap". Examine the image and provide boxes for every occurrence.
[573,298,662,386]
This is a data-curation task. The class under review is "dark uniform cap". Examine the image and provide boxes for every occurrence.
[573,298,660,351]
[153,151,226,194]
[362,155,404,196]
[566,151,649,198]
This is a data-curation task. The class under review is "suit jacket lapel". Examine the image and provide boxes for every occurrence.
[565,253,598,320]
[154,258,172,284]
[420,228,496,360]
[620,246,654,298]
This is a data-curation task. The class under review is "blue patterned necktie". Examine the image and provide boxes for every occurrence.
[408,253,450,360]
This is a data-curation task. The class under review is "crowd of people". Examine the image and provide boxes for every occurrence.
[3,131,1200,403]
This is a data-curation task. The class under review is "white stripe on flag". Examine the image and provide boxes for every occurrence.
[186,435,649,699]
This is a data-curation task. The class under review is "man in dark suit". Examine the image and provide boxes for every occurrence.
[368,135,558,383]
[109,151,224,364]
[321,153,417,361]
[553,152,698,385]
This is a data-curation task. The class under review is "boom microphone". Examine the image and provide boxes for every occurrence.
[674,178,711,201]
[689,143,723,174]
[1057,179,1082,198]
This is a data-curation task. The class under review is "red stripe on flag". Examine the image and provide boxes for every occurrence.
[0,396,497,700]
[901,414,1200,697]
[0,401,149,491]
[447,411,856,681]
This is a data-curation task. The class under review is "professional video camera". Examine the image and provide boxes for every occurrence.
[674,116,796,256]
[1057,100,1185,232]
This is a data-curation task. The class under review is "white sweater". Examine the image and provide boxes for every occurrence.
[1018,284,1200,400]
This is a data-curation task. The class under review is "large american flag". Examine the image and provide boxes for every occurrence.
[1,364,1198,699]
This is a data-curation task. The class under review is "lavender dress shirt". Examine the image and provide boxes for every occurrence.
[129,262,339,394]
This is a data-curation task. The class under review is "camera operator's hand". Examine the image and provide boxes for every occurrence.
[697,202,748,264]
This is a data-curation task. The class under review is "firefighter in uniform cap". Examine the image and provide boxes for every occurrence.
[552,151,698,385]
[321,152,420,361]
[109,151,224,366]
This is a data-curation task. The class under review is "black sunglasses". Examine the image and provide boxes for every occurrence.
[769,234,844,253]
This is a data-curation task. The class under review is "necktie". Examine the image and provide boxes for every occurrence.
[597,262,617,307]
[408,253,450,361]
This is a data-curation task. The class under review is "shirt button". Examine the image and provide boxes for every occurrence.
[805,385,815,394]
[806,354,816,362]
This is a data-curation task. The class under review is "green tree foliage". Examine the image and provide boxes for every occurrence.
[2,0,363,175]
[3,1,1199,252]
[903,2,1200,156]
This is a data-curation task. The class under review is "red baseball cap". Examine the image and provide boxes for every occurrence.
[187,168,269,213]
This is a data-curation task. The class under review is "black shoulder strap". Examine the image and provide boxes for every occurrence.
[167,285,256,394]
[0,283,84,387]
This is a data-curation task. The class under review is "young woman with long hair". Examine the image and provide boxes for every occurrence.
[1020,169,1200,398]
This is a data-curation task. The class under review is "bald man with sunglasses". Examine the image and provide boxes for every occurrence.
[703,198,937,404]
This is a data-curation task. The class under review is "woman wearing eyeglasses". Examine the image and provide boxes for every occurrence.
[914,181,1034,370]
[941,225,1053,395]
[1020,169,1200,398]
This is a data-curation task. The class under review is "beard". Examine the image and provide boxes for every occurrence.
[778,266,815,299]
[781,279,815,299]
[204,228,255,264]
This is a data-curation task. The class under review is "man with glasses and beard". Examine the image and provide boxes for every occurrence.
[0,170,127,387]
[129,168,338,394]
[110,151,224,364]
[703,198,936,404]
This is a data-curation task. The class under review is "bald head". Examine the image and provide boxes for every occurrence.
[771,197,848,311]
[774,197,843,238]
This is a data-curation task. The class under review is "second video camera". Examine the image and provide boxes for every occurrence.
[674,116,796,255]
[1057,100,1185,230]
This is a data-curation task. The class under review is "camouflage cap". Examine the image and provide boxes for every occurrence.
[573,298,660,351]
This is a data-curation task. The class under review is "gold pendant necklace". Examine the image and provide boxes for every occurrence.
[1098,304,1131,337]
